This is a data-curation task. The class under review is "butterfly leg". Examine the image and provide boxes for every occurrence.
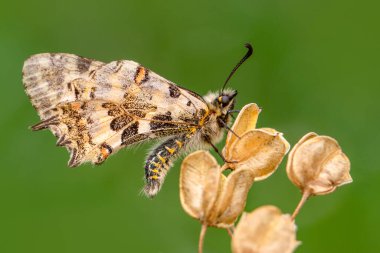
[205,136,237,164]
[144,135,188,197]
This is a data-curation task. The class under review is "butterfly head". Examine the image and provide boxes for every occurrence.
[204,89,237,125]
[217,89,237,125]
[216,89,237,113]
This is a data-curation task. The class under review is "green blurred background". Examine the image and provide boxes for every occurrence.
[0,0,378,252]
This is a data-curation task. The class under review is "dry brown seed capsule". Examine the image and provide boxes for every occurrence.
[224,103,261,152]
[180,150,221,221]
[232,205,300,253]
[286,132,352,196]
[223,103,290,180]
[286,132,352,219]
[226,129,290,180]
[180,150,255,228]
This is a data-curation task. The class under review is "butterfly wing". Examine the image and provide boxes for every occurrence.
[23,53,104,119]
[23,53,209,166]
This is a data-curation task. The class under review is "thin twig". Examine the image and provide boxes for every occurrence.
[198,224,208,253]
[226,226,234,237]
[291,189,311,220]
[221,163,230,171]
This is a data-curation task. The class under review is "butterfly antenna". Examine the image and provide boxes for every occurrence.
[221,43,254,94]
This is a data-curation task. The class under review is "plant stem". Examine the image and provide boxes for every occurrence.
[221,163,230,171]
[226,227,234,237]
[199,224,208,253]
[291,190,311,220]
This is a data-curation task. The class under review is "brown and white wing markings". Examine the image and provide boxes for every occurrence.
[23,53,209,167]
[23,53,105,120]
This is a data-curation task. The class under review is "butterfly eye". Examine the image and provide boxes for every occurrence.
[221,95,230,105]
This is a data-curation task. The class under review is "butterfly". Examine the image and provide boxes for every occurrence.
[22,44,253,197]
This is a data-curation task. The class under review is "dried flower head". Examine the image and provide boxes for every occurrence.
[232,205,300,253]
[180,150,255,228]
[223,103,290,180]
[287,132,352,220]
[286,132,352,196]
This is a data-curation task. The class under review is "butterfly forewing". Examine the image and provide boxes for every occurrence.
[23,53,209,167]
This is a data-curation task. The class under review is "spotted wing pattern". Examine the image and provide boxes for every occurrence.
[23,53,209,167]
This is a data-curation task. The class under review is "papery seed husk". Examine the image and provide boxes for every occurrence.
[286,133,352,195]
[227,129,290,180]
[232,206,300,253]
[212,168,255,227]
[224,103,261,158]
[180,151,221,220]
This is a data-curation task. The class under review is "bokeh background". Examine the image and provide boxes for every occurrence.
[0,0,379,252]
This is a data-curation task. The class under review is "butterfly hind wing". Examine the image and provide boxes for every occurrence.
[23,53,105,119]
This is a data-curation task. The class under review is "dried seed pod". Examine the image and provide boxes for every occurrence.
[286,132,352,196]
[223,103,290,180]
[232,206,300,253]
[226,129,290,180]
[180,150,221,221]
[180,150,255,228]
[224,103,261,153]
[212,168,256,227]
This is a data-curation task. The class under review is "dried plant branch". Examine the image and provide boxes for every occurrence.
[291,189,311,220]
[179,105,353,253]
[198,223,208,253]
[226,227,234,237]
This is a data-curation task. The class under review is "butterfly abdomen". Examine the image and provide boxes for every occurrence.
[144,135,188,197]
